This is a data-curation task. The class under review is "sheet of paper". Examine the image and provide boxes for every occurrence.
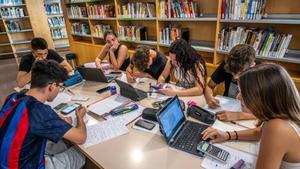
[88,95,131,116]
[201,144,257,169]
[212,120,259,155]
[148,93,171,100]
[83,118,129,148]
[110,103,144,126]
[83,62,97,68]
[46,92,72,108]
[203,95,241,114]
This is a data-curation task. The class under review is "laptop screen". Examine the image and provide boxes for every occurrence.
[158,97,185,142]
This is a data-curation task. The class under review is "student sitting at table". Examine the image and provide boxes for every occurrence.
[17,37,73,88]
[126,45,169,83]
[0,60,86,169]
[205,44,261,121]
[95,30,130,71]
[202,63,300,169]
[157,39,207,96]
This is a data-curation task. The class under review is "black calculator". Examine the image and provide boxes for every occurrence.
[197,141,229,163]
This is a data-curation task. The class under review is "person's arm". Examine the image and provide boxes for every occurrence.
[255,120,291,169]
[201,126,262,144]
[16,71,31,88]
[216,110,256,121]
[95,44,110,69]
[125,63,136,83]
[109,45,128,70]
[157,59,171,84]
[60,60,73,72]
[204,79,221,108]
[63,107,87,145]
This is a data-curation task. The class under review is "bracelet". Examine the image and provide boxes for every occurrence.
[234,130,238,140]
[226,131,231,140]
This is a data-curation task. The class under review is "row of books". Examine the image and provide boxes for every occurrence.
[50,28,67,39]
[1,7,25,18]
[87,4,115,18]
[45,4,61,15]
[218,27,292,58]
[48,17,65,27]
[71,22,90,35]
[119,2,156,18]
[160,0,199,18]
[93,24,111,38]
[118,26,147,41]
[0,0,23,5]
[160,24,189,44]
[6,20,22,31]
[68,6,87,18]
[221,0,266,20]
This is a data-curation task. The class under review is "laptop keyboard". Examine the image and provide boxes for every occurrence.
[174,122,207,152]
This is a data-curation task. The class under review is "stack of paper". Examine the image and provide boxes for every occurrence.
[83,118,129,148]
[46,92,72,109]
[201,144,257,169]
[88,95,131,116]
[203,95,241,114]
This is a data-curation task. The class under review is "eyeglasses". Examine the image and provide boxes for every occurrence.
[49,82,65,92]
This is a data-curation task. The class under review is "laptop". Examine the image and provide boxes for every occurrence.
[76,66,115,83]
[115,79,147,101]
[156,96,209,157]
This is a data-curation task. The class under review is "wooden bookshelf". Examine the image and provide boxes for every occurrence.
[43,0,70,51]
[61,0,300,90]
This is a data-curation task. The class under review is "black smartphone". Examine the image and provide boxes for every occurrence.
[96,86,110,94]
[134,119,156,130]
[61,103,81,115]
[54,103,68,111]
[109,71,122,75]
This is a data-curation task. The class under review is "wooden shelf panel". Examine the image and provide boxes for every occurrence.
[89,17,117,21]
[69,17,89,20]
[0,42,10,46]
[12,40,31,45]
[55,43,70,48]
[120,40,157,46]
[0,4,25,7]
[50,25,66,29]
[47,13,63,17]
[0,52,14,56]
[220,19,300,25]
[217,49,300,64]
[2,16,30,20]
[72,33,92,38]
[158,16,217,22]
[15,49,31,54]
[118,17,156,21]
[8,29,33,33]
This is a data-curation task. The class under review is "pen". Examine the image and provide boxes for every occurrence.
[230,121,251,129]
[230,159,245,169]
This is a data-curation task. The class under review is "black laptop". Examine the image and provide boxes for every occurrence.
[77,66,115,83]
[156,96,209,157]
[115,79,147,101]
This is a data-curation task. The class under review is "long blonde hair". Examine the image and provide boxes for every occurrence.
[239,63,300,126]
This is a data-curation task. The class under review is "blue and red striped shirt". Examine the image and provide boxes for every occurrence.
[0,93,72,169]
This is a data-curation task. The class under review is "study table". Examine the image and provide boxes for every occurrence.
[65,77,257,169]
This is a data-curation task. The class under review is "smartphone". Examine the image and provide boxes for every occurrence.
[109,71,122,75]
[61,103,81,115]
[96,86,110,94]
[54,103,68,111]
[134,119,155,130]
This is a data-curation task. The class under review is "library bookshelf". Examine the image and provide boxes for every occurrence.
[61,0,300,90]
[44,0,70,51]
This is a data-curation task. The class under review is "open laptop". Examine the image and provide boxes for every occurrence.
[115,79,147,101]
[156,96,209,157]
[76,66,115,83]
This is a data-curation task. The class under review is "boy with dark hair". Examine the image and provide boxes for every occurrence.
[205,44,261,121]
[126,45,168,83]
[0,60,86,169]
[17,37,73,88]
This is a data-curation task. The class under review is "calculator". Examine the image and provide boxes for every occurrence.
[197,141,229,163]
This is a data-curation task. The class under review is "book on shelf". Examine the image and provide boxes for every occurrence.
[93,24,111,38]
[45,0,60,4]
[1,7,25,18]
[160,24,189,44]
[66,0,86,3]
[0,0,23,5]
[119,2,156,18]
[118,26,147,41]
[71,22,90,35]
[159,0,198,18]
[87,4,115,18]
[45,3,61,14]
[218,26,292,58]
[48,17,65,27]
[221,0,266,20]
[50,28,67,39]
[7,20,22,31]
[68,6,87,18]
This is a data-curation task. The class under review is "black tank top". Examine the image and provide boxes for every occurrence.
[109,44,130,71]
